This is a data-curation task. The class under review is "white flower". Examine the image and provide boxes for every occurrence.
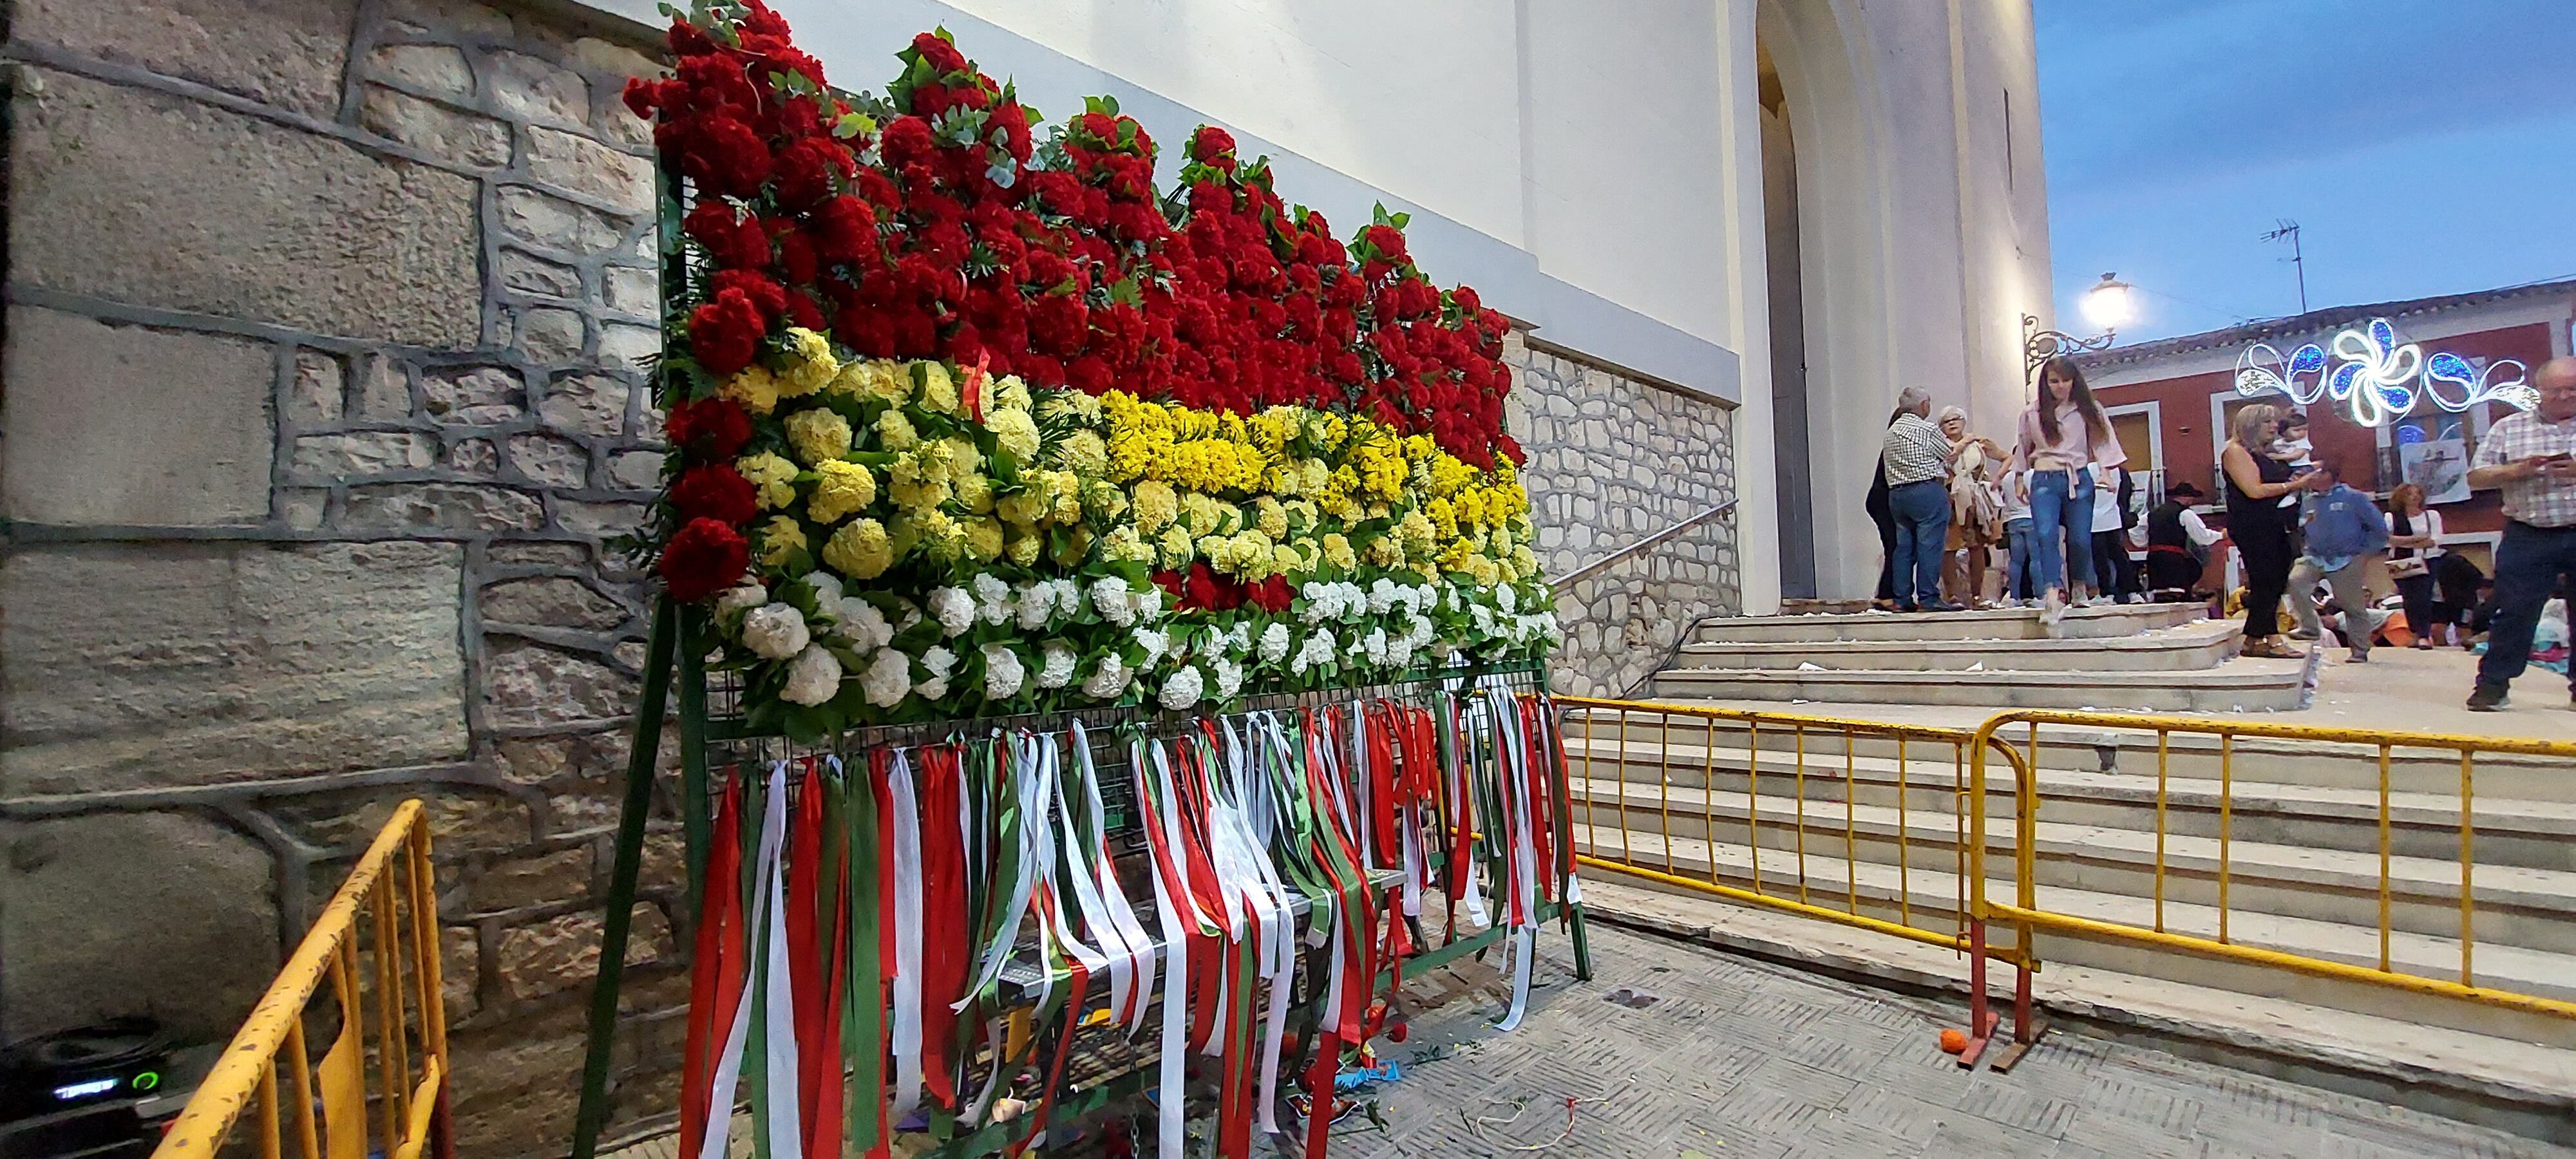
[1406,614,1435,648]
[1082,653,1130,700]
[1159,664,1204,711]
[1498,585,1519,614]
[1130,584,1166,623]
[1258,622,1292,664]
[834,598,894,650]
[861,648,911,707]
[1368,578,1397,615]
[1134,627,1169,668]
[714,584,769,619]
[929,587,974,637]
[802,570,846,607]
[1037,641,1077,689]
[1092,576,1137,627]
[1293,630,1335,675]
[1210,655,1244,701]
[893,598,923,633]
[981,643,1026,700]
[1014,581,1053,630]
[781,644,842,705]
[919,645,955,701]
[1386,637,1414,672]
[1050,579,1085,619]
[1363,627,1388,666]
[971,574,1013,625]
[741,603,811,660]
[1298,581,1332,625]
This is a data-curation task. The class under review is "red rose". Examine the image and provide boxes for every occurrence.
[911,31,969,75]
[665,395,753,459]
[1189,125,1235,164]
[773,137,851,209]
[670,462,759,525]
[692,114,772,198]
[689,287,767,375]
[660,516,750,602]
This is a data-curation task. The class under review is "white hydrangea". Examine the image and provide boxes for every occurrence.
[741,603,811,660]
[1036,641,1078,689]
[1386,636,1414,672]
[893,598,923,633]
[1210,654,1244,701]
[1082,652,1130,700]
[1130,583,1166,623]
[1134,627,1169,668]
[1014,581,1052,630]
[981,643,1026,700]
[1159,664,1204,711]
[1406,614,1435,649]
[929,586,974,637]
[861,648,911,707]
[833,598,894,651]
[1293,630,1335,675]
[1498,584,1519,614]
[781,644,842,705]
[714,583,769,619]
[1362,627,1388,666]
[1258,622,1292,664]
[971,573,1013,625]
[1092,576,1138,627]
[802,570,846,607]
[917,645,956,700]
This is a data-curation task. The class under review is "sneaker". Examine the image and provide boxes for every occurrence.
[2347,646,2369,664]
[2040,588,2067,627]
[2122,593,2147,605]
[2467,685,2509,712]
[2412,639,2433,650]
[2287,628,2321,642]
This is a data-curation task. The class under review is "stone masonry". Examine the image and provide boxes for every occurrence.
[0,0,684,1153]
[1506,334,1742,698]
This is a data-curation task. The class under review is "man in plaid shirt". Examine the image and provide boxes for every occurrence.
[2466,357,2576,711]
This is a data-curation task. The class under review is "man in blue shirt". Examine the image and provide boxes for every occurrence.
[2287,460,2391,661]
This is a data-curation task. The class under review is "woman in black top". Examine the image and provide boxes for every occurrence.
[2221,403,2324,657]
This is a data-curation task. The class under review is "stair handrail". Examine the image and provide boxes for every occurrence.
[1557,498,1738,587]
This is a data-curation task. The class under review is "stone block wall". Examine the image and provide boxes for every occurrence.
[1506,334,1742,697]
[0,1,687,1152]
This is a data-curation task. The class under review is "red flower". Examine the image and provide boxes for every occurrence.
[671,462,759,525]
[911,31,969,74]
[689,287,768,375]
[810,195,879,265]
[1189,125,1235,166]
[661,517,750,602]
[692,114,773,198]
[665,396,753,459]
[1361,223,1406,263]
[1249,576,1294,614]
[708,269,787,323]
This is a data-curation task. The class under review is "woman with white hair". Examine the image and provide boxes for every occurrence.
[1938,404,2005,606]
[1880,386,1968,611]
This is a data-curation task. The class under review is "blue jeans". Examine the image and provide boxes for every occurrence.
[1888,478,1951,608]
[2474,521,2576,694]
[2005,518,2035,599]
[2026,469,2096,597]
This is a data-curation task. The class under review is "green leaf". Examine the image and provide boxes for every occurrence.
[833,111,876,139]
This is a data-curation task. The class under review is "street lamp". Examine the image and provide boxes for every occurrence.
[2024,272,2133,379]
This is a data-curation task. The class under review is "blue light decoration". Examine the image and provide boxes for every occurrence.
[2235,316,2535,428]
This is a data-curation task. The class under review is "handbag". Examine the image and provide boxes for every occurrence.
[2389,556,2430,580]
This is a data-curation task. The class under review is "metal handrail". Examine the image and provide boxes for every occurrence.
[1556,498,1738,586]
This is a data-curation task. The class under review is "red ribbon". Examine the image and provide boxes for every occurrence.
[917,744,970,1110]
[679,772,747,1151]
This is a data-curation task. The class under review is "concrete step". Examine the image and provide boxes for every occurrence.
[1647,655,2311,711]
[1572,778,2576,956]
[1562,704,2576,804]
[1571,826,2576,1048]
[1672,617,2243,674]
[1693,602,2203,645]
[1562,735,2576,871]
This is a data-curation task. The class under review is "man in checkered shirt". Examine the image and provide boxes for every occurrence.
[2465,357,2576,711]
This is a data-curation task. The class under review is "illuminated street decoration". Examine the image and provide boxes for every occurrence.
[2235,316,2534,427]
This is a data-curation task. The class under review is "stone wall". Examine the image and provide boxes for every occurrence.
[0,1,685,1153]
[1506,333,1742,697]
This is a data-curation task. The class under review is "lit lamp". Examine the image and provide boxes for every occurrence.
[2024,272,2132,378]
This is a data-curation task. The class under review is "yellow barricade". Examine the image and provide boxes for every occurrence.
[1969,710,2576,1050]
[155,799,451,1159]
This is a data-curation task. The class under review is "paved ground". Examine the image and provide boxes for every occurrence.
[1333,920,2576,1158]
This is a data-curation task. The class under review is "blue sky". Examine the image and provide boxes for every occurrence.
[2036,0,2576,346]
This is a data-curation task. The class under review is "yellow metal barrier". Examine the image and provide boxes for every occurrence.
[1969,710,2576,1048]
[155,799,451,1159]
[1557,696,2033,1057]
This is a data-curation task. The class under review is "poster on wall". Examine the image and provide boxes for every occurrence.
[2399,436,2472,505]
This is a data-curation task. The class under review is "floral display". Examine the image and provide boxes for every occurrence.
[625,1,1556,737]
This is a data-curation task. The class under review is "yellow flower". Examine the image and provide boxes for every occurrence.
[1046,471,1084,524]
[1512,543,1539,579]
[1179,491,1224,537]
[876,408,920,451]
[1051,525,1095,567]
[808,459,876,523]
[1253,496,1287,540]
[1007,530,1044,567]
[1159,525,1197,568]
[737,453,799,510]
[953,471,995,514]
[1300,459,1329,496]
[886,449,952,511]
[821,518,893,580]
[1271,543,1303,576]
[892,508,967,562]
[987,407,1041,463]
[1038,390,1103,426]
[964,516,1005,562]
[914,360,960,415]
[780,328,838,397]
[997,489,1048,529]
[784,407,853,466]
[1321,532,1356,571]
[1101,525,1152,563]
[1132,480,1178,534]
[1365,534,1403,567]
[943,437,983,480]
[992,375,1032,413]
[755,514,806,567]
[1083,478,1130,523]
[1425,496,1458,538]
[720,366,781,415]
[1398,509,1437,557]
[826,358,900,402]
[1050,429,1108,476]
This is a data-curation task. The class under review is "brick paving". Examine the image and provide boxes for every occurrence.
[1331,921,2576,1158]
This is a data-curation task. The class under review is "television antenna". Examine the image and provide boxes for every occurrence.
[2260,220,2307,314]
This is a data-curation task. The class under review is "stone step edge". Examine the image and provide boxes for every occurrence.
[1653,664,2304,687]
[1677,619,2241,655]
[1573,876,2576,1137]
[1571,778,2576,915]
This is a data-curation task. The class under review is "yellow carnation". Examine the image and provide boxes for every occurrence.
[942,437,983,479]
[887,450,952,511]
[1365,534,1403,567]
[1038,390,1103,425]
[953,472,995,513]
[992,375,1032,413]
[1050,429,1108,476]
[720,366,781,415]
[808,458,877,523]
[914,361,960,415]
[1271,543,1303,576]
[1159,525,1197,568]
[1132,480,1179,534]
[1007,531,1044,567]
[1253,496,1287,540]
[964,516,1005,562]
[876,408,920,451]
[1052,525,1096,567]
[784,407,853,466]
[755,514,806,567]
[987,407,1041,463]
[893,508,967,562]
[997,489,1048,529]
[737,452,799,510]
[1321,532,1356,571]
[780,328,838,397]
[1084,478,1130,523]
[821,518,893,580]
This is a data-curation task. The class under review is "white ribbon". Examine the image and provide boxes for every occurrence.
[1136,737,1194,1159]
[887,750,927,1124]
[695,763,794,1159]
[1071,721,1157,1033]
